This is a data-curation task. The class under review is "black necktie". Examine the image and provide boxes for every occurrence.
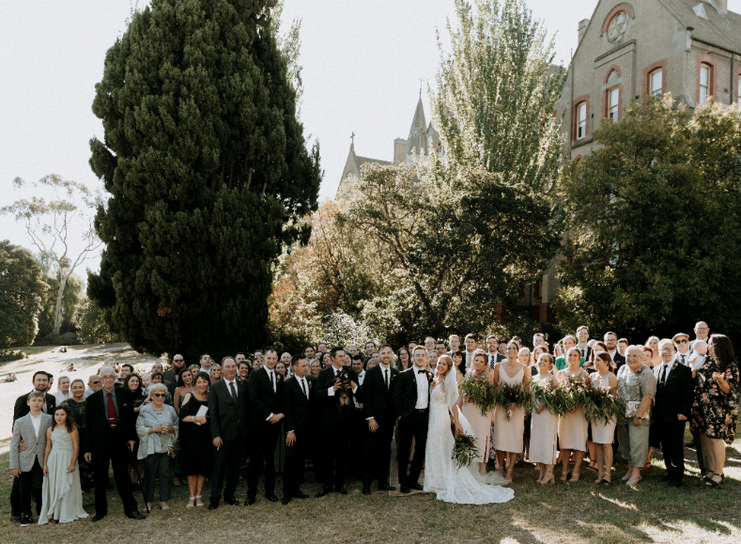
[660,364,668,387]
[680,354,686,366]
[418,370,425,374]
[300,378,308,399]
[270,371,275,392]
[384,369,389,389]
[229,381,237,399]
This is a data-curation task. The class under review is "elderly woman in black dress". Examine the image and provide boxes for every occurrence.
[179,372,213,507]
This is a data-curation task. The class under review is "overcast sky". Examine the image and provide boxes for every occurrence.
[2,0,740,274]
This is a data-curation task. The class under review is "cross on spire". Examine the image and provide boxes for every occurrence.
[351,131,355,146]
[419,77,424,97]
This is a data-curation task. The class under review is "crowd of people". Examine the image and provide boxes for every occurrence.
[8,321,739,525]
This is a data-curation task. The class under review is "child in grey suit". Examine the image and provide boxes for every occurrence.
[10,391,53,526]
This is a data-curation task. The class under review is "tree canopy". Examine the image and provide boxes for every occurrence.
[555,95,741,339]
[88,0,321,360]
[0,241,48,349]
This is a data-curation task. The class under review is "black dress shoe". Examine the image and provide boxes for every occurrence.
[410,482,424,490]
[209,498,219,510]
[265,493,279,502]
[125,510,146,520]
[362,485,372,495]
[400,485,410,494]
[293,491,309,499]
[378,483,396,491]
[245,495,256,506]
[224,496,240,506]
[668,480,682,488]
[336,486,348,495]
[11,515,22,524]
[91,513,107,522]
[315,485,332,498]
[281,496,291,505]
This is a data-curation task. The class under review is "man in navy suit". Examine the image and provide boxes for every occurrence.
[393,346,431,494]
[281,355,314,504]
[362,344,398,494]
[247,348,284,504]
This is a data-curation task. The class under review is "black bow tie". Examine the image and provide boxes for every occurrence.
[417,370,426,374]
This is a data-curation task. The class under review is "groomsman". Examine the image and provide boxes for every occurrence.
[314,347,360,497]
[281,356,313,504]
[247,348,284,504]
[653,339,693,487]
[576,326,592,361]
[447,335,461,357]
[362,344,398,494]
[463,334,478,371]
[394,346,431,494]
[604,332,625,370]
[486,335,504,368]
[208,358,249,509]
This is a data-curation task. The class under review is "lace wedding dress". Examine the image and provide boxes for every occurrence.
[423,371,515,504]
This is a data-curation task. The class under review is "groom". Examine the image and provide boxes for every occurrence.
[393,346,432,494]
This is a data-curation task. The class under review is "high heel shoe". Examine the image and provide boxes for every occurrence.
[539,473,554,485]
[569,471,580,483]
[505,469,514,483]
[601,474,611,485]
[625,475,642,486]
[595,471,604,484]
[186,497,196,508]
[195,495,205,507]
[560,470,569,482]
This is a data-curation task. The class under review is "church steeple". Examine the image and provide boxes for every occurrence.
[406,95,428,158]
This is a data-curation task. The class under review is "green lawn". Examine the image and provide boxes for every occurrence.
[1,433,739,543]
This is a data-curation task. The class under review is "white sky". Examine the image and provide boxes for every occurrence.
[2,0,740,274]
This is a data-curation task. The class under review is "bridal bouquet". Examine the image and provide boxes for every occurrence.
[583,386,621,424]
[493,382,532,421]
[451,432,479,470]
[460,376,496,417]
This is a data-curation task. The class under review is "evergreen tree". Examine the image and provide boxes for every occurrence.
[88,0,321,359]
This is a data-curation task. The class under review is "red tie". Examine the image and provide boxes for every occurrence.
[107,393,118,425]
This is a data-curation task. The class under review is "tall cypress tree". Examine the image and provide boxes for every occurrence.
[88,0,321,359]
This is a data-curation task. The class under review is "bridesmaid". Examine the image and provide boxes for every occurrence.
[530,353,559,484]
[493,342,530,483]
[460,350,495,477]
[518,347,533,461]
[557,347,589,482]
[590,353,618,484]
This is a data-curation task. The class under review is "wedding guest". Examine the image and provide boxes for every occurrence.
[463,334,478,372]
[645,337,662,367]
[617,338,629,358]
[247,349,284,504]
[13,371,56,422]
[309,360,321,378]
[530,345,548,376]
[174,369,194,416]
[10,392,53,526]
[163,355,186,397]
[319,351,332,369]
[209,358,249,509]
[530,354,559,484]
[281,356,314,504]
[462,351,495,479]
[179,372,212,508]
[124,374,147,414]
[604,332,626,370]
[304,345,316,362]
[590,353,618,484]
[447,335,461,357]
[396,347,410,371]
[149,372,173,406]
[652,339,693,487]
[452,350,465,376]
[84,366,145,521]
[275,361,287,378]
[554,340,564,359]
[486,335,504,367]
[576,326,591,361]
[690,321,710,352]
[136,383,178,511]
[435,342,447,357]
[210,364,223,383]
[557,348,589,482]
[362,344,398,494]
[38,404,88,525]
[691,334,739,487]
[492,343,530,482]
[616,346,655,486]
[199,354,213,374]
[141,373,152,388]
[54,376,71,404]
[62,379,94,491]
[554,336,582,370]
[314,347,360,497]
[238,361,251,383]
[394,346,431,494]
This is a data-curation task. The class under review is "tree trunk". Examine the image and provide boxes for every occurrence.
[53,272,68,335]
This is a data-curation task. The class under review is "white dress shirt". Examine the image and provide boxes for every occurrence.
[414,368,429,409]
[657,361,673,385]
[676,352,690,367]
[30,412,42,438]
[465,351,475,371]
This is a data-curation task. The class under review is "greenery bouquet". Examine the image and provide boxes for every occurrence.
[493,382,532,421]
[460,375,496,417]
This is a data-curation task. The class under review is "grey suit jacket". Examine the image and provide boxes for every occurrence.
[9,412,53,471]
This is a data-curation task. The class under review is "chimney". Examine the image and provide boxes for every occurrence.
[578,19,589,44]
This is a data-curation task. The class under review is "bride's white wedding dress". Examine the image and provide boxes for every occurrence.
[423,372,515,504]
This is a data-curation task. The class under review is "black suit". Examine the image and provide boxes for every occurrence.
[314,365,361,488]
[362,364,398,487]
[653,361,694,484]
[10,391,57,518]
[393,367,431,487]
[208,378,249,502]
[487,352,504,369]
[577,345,592,362]
[612,352,626,371]
[282,375,314,497]
[84,387,139,516]
[248,366,284,498]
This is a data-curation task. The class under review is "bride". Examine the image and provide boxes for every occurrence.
[423,355,515,504]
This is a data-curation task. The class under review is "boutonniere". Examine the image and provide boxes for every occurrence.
[276,374,283,382]
[309,382,314,389]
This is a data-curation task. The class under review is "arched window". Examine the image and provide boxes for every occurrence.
[607,87,619,122]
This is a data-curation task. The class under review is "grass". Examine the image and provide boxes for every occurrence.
[1,433,740,543]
